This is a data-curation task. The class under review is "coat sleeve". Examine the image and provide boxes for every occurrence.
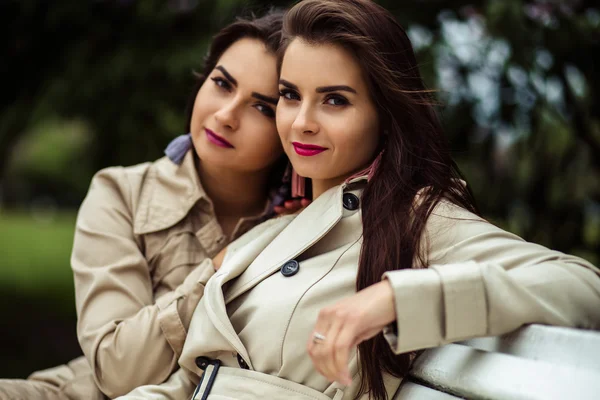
[114,367,197,400]
[72,167,215,398]
[382,200,600,354]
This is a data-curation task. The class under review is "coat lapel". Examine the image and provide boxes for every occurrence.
[225,184,344,303]
[201,216,295,366]
[199,180,357,367]
[134,151,207,235]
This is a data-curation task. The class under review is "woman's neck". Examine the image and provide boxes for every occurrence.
[311,160,375,199]
[197,159,270,219]
[311,176,347,200]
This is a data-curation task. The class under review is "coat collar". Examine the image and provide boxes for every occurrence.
[133,150,208,235]
[346,174,369,185]
[222,179,368,303]
[224,184,345,302]
[133,148,276,239]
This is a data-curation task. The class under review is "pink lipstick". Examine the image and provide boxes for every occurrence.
[206,128,234,148]
[292,142,327,156]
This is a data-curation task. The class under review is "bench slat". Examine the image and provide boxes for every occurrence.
[394,381,463,399]
[459,325,600,371]
[409,343,600,400]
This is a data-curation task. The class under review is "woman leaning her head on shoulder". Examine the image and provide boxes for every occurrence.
[0,9,310,400]
[118,1,600,400]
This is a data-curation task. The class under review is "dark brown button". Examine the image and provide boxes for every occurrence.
[195,356,210,370]
[237,354,249,370]
[343,193,359,211]
[281,260,300,277]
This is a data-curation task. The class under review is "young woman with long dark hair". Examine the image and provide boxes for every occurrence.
[118,1,600,399]
[0,9,312,400]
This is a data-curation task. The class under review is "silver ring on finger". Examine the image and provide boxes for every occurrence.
[313,332,327,344]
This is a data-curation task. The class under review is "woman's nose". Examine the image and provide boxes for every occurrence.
[214,99,241,131]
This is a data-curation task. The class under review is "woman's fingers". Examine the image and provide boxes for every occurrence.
[309,307,357,385]
[331,320,357,385]
[300,198,312,207]
[308,308,332,377]
[284,200,296,209]
[318,314,345,383]
[275,199,305,215]
[273,205,287,214]
[309,283,398,385]
[274,198,312,215]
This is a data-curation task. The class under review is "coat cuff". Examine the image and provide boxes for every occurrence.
[382,261,488,354]
[156,258,215,357]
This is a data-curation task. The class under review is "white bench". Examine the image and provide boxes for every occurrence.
[394,324,600,400]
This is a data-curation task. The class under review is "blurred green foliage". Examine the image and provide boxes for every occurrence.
[7,119,94,207]
[0,211,78,377]
[0,0,599,378]
[0,211,76,296]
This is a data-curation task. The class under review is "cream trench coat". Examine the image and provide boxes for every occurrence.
[0,149,268,400]
[120,177,600,400]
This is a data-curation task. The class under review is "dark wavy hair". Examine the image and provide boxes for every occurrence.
[281,1,479,398]
[184,8,292,214]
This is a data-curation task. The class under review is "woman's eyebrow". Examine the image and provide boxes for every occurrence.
[279,79,298,90]
[279,80,357,95]
[215,65,237,86]
[252,92,278,105]
[316,85,357,94]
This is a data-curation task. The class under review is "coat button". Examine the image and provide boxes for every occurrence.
[281,260,300,277]
[342,193,360,211]
[195,356,210,370]
[237,354,249,370]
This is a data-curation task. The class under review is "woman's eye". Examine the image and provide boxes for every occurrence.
[279,89,300,101]
[255,103,275,118]
[325,94,349,106]
[211,77,232,91]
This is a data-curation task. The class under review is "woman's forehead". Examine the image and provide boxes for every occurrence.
[217,38,279,91]
[280,39,365,91]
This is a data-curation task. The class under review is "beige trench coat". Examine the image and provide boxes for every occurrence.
[119,176,600,400]
[0,150,268,400]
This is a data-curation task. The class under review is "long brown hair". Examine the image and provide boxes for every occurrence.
[184,9,292,213]
[281,1,479,398]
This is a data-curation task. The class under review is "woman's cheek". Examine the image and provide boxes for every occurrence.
[276,107,294,140]
[263,125,283,154]
[251,119,283,162]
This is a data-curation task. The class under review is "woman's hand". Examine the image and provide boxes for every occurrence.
[212,246,228,271]
[308,280,396,385]
[274,198,311,215]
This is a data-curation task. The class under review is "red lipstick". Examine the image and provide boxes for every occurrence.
[205,128,234,148]
[292,142,327,156]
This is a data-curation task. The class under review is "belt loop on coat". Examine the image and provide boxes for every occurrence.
[333,389,344,400]
[192,358,222,400]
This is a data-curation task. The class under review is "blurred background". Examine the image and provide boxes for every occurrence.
[1,0,598,378]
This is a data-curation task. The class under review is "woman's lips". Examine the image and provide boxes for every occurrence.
[292,142,327,156]
[205,128,234,148]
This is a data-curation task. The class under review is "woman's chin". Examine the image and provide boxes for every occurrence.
[290,166,315,180]
[196,149,236,168]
